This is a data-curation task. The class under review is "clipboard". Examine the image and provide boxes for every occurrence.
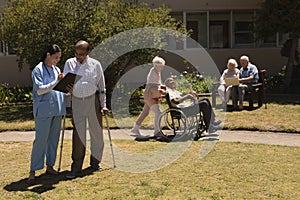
[53,73,82,93]
[225,77,239,86]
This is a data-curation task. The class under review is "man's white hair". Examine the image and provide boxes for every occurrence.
[152,56,165,67]
[240,55,249,62]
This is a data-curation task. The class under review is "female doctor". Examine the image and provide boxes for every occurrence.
[28,44,66,185]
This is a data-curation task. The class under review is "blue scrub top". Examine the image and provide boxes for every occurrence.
[32,62,66,118]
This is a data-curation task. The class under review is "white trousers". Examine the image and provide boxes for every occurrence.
[218,84,233,103]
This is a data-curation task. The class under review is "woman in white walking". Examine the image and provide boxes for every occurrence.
[131,56,166,138]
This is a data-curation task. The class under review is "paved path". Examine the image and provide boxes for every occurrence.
[1,129,300,147]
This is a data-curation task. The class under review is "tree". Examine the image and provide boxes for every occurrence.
[1,0,102,70]
[1,0,186,69]
[1,0,187,106]
[86,1,187,106]
[255,0,300,88]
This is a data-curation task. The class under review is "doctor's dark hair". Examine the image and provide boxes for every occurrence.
[40,44,61,62]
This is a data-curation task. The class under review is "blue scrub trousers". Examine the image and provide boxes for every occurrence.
[30,116,62,171]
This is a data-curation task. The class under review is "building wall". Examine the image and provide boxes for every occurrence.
[208,48,287,73]
[0,0,289,86]
[162,48,286,77]
[142,0,264,10]
[0,56,32,87]
[0,47,286,88]
[141,0,287,77]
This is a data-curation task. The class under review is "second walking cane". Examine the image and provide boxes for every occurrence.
[105,114,116,168]
[58,115,66,172]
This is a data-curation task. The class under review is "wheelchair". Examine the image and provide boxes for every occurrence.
[158,93,206,141]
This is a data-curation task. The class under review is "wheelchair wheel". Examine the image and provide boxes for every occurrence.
[159,108,187,140]
[193,115,206,141]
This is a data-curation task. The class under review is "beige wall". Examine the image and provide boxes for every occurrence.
[142,0,285,76]
[208,48,287,73]
[0,47,287,87]
[0,56,32,87]
[0,0,287,86]
[161,48,286,77]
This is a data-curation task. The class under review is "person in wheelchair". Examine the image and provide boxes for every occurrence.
[164,78,222,133]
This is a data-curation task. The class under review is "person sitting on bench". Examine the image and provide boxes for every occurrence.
[235,55,259,110]
[218,58,240,110]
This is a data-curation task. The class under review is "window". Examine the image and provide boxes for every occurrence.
[0,41,15,55]
[186,20,199,48]
[209,11,230,48]
[232,11,255,48]
[171,10,286,49]
[209,21,229,48]
[186,12,207,48]
[167,12,184,50]
[0,40,7,55]
[234,21,254,45]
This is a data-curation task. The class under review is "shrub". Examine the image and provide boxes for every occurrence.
[127,72,217,115]
[129,85,145,115]
[173,72,216,94]
[0,83,32,104]
[265,66,286,93]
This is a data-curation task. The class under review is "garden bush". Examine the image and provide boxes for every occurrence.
[0,83,32,104]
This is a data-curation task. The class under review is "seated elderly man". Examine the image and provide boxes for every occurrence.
[234,55,259,110]
[164,77,222,133]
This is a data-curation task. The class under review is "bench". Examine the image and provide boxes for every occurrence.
[211,69,267,110]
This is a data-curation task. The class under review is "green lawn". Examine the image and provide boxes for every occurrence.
[1,140,300,199]
[0,96,300,133]
[0,96,299,199]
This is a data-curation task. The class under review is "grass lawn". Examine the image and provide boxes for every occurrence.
[0,95,299,199]
[1,140,300,199]
[0,98,300,133]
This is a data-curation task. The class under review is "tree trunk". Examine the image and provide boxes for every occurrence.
[284,37,298,89]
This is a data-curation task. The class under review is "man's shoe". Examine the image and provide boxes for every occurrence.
[208,124,222,133]
[66,171,76,179]
[90,166,103,172]
[213,120,222,126]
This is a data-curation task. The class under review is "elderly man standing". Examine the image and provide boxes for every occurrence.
[63,40,108,179]
[235,55,259,110]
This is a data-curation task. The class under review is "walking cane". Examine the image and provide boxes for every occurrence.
[58,115,66,172]
[105,114,116,168]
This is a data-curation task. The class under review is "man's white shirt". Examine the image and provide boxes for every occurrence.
[63,56,106,108]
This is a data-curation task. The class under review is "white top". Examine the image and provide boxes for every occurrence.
[146,67,161,84]
[220,68,240,85]
[167,87,194,108]
[63,56,106,108]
